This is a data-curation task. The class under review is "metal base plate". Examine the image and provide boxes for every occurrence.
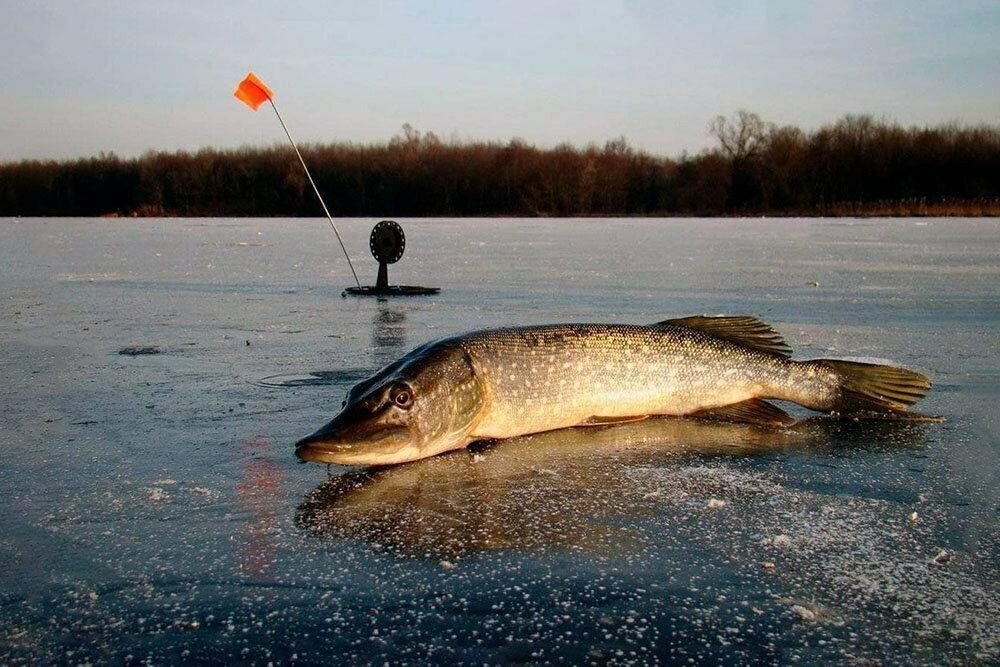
[342,285,441,297]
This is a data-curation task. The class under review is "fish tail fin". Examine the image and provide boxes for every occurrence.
[815,359,932,415]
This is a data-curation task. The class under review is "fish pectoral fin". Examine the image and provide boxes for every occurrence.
[653,315,792,358]
[692,399,796,427]
[578,415,650,427]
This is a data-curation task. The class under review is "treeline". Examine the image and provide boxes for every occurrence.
[1,113,999,217]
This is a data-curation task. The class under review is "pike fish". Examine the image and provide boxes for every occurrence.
[295,316,933,466]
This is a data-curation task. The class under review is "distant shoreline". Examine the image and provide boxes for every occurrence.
[3,112,998,219]
[8,205,996,220]
[95,199,1000,219]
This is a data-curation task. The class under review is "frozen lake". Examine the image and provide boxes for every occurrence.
[1,217,998,663]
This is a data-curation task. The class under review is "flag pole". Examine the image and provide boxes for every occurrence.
[267,98,361,288]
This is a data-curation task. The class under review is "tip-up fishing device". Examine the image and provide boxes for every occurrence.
[234,73,438,297]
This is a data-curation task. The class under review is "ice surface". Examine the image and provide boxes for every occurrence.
[0,217,997,663]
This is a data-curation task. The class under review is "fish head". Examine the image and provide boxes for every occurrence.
[295,342,486,466]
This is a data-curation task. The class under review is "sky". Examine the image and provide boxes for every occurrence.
[1,1,998,162]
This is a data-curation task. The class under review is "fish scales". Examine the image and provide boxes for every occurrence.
[460,324,836,438]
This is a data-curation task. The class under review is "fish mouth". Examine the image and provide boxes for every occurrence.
[294,436,354,464]
[294,425,418,466]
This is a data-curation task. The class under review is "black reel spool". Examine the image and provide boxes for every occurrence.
[342,220,439,297]
[370,220,405,288]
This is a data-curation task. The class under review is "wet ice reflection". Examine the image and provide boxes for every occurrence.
[235,439,284,578]
[296,417,930,559]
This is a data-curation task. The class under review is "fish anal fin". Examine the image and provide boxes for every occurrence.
[654,315,792,358]
[578,415,650,427]
[693,399,796,427]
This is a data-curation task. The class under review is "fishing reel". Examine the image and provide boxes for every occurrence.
[343,220,439,297]
[370,220,405,289]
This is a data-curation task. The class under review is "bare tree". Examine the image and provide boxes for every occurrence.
[709,110,770,160]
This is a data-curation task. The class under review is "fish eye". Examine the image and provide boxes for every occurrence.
[341,400,347,408]
[390,383,414,409]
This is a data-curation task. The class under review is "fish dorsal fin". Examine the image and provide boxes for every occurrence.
[654,315,792,358]
[693,399,796,427]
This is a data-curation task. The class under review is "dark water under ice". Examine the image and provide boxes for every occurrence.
[0,217,997,663]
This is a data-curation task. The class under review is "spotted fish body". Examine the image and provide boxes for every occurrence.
[295,316,932,466]
[460,323,835,439]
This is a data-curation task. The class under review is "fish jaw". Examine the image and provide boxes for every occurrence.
[295,436,425,466]
[294,425,471,466]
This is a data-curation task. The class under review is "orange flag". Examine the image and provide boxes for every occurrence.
[234,72,273,110]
